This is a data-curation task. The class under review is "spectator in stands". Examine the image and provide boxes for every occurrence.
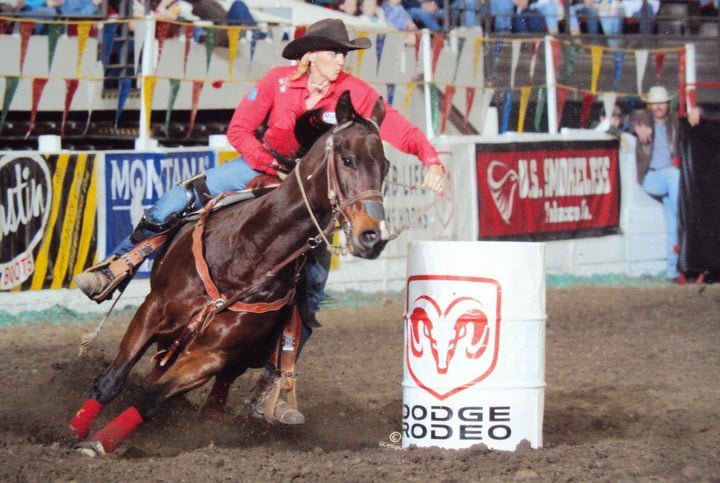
[59,0,100,15]
[629,86,702,282]
[569,0,623,43]
[698,0,718,15]
[17,0,62,33]
[511,0,559,33]
[592,102,625,136]
[1,0,22,13]
[338,0,358,15]
[490,0,514,31]
[403,0,443,30]
[623,0,658,33]
[382,0,418,30]
[358,0,387,23]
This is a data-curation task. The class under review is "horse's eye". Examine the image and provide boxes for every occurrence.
[343,157,354,168]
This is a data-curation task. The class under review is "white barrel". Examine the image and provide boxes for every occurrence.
[402,241,546,451]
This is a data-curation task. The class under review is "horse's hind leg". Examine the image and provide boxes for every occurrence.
[76,349,226,456]
[69,297,162,440]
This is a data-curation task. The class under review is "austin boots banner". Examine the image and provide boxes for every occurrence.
[476,140,620,239]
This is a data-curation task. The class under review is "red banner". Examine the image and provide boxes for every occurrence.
[476,141,620,238]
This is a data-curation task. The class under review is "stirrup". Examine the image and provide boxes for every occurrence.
[73,256,129,303]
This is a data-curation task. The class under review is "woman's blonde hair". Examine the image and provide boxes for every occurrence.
[290,53,312,80]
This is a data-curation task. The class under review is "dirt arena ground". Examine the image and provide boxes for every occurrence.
[1,285,719,481]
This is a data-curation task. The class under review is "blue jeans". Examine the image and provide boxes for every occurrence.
[408,8,443,31]
[490,0,514,32]
[642,166,680,279]
[59,0,99,15]
[111,156,329,318]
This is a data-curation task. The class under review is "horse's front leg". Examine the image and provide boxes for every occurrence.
[199,372,239,423]
[69,296,162,440]
[75,349,227,456]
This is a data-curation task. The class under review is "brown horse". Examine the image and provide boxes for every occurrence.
[69,91,390,456]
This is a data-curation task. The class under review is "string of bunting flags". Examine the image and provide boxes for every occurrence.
[0,15,691,138]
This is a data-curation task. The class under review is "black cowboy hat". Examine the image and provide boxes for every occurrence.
[282,19,372,60]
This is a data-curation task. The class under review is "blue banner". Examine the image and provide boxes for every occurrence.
[104,150,215,276]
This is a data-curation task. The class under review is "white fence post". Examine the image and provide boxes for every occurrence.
[421,29,435,139]
[136,14,157,151]
[684,42,697,112]
[544,35,558,134]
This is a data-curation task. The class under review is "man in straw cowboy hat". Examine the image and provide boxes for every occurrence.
[629,85,702,282]
[74,18,446,423]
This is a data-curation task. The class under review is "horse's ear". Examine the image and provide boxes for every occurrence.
[294,108,332,156]
[335,90,358,125]
[370,96,386,130]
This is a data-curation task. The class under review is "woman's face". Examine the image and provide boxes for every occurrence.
[308,50,347,83]
[360,0,377,16]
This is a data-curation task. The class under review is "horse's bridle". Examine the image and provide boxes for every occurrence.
[296,120,386,256]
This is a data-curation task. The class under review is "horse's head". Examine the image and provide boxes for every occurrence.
[296,90,389,260]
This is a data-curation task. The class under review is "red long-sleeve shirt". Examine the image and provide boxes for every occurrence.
[226,66,442,176]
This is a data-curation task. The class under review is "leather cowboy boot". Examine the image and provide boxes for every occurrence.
[73,257,129,303]
[246,371,305,425]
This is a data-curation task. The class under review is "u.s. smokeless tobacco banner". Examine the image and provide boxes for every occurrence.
[475,140,620,239]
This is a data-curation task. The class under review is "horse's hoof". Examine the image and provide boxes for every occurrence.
[74,440,106,458]
[253,399,305,425]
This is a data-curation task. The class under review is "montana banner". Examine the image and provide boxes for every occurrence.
[0,152,98,291]
[678,119,720,276]
[475,140,619,239]
[104,150,215,277]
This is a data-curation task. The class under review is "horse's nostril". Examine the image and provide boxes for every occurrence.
[360,229,380,246]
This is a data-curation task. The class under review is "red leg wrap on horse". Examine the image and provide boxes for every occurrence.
[90,406,143,454]
[69,399,104,440]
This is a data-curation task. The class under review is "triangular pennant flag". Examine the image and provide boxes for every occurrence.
[183,24,194,74]
[115,77,132,128]
[375,34,386,75]
[452,36,466,84]
[83,79,100,135]
[355,31,368,76]
[403,81,416,117]
[510,40,521,88]
[164,78,181,134]
[19,21,34,73]
[441,85,456,134]
[431,84,441,134]
[564,43,582,82]
[655,51,665,83]
[142,75,157,136]
[500,89,513,134]
[635,49,648,94]
[187,80,204,137]
[61,79,79,137]
[227,27,241,80]
[472,38,483,81]
[431,33,444,74]
[76,22,91,78]
[26,78,49,138]
[386,83,395,107]
[465,86,476,124]
[551,39,561,81]
[556,86,570,129]
[477,88,494,134]
[601,92,617,123]
[529,41,540,82]
[613,51,625,91]
[590,46,603,93]
[518,86,531,133]
[102,22,118,66]
[581,92,594,128]
[490,40,503,82]
[534,87,546,132]
[48,24,63,72]
[156,20,171,64]
[204,27,215,71]
[133,19,147,74]
[0,77,20,132]
[677,49,686,117]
